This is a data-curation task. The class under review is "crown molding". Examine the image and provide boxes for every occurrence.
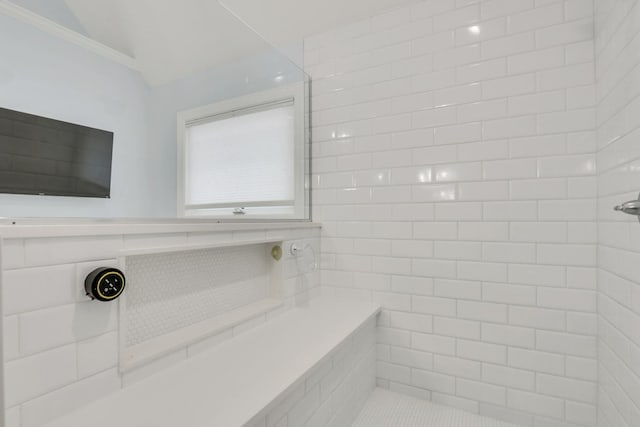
[0,0,138,70]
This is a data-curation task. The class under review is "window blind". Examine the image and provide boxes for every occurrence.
[184,103,295,208]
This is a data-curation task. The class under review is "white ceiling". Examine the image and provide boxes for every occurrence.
[63,0,276,86]
[8,0,423,86]
[219,0,423,45]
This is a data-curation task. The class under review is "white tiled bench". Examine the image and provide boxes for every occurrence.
[42,297,380,427]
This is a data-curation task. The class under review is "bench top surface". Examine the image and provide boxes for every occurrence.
[43,297,380,427]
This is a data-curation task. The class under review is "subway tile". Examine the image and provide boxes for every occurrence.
[537,154,596,178]
[412,32,456,56]
[434,123,483,145]
[412,145,458,165]
[77,332,118,378]
[412,0,457,20]
[483,116,536,139]
[4,315,20,361]
[433,5,480,33]
[458,140,509,161]
[482,282,536,305]
[457,300,507,322]
[389,311,433,333]
[392,129,434,149]
[457,58,507,83]
[433,45,482,70]
[536,373,597,402]
[5,345,77,406]
[412,259,457,278]
[537,109,596,134]
[20,302,116,356]
[537,63,594,91]
[483,158,537,180]
[507,389,564,418]
[20,369,121,427]
[412,369,456,393]
[434,278,482,299]
[482,242,536,263]
[23,236,122,267]
[458,222,509,241]
[3,264,76,315]
[434,316,481,339]
[509,306,565,330]
[482,74,536,99]
[458,99,508,122]
[508,347,564,375]
[390,347,433,371]
[457,339,507,364]
[481,0,535,20]
[510,178,568,200]
[507,3,564,33]
[434,241,482,260]
[412,332,456,355]
[508,90,565,116]
[458,181,509,201]
[412,295,457,316]
[482,323,535,348]
[536,330,596,357]
[536,19,594,49]
[510,222,567,242]
[456,18,507,46]
[482,364,535,390]
[456,378,507,405]
[508,134,566,158]
[508,47,564,74]
[433,355,481,379]
[481,32,535,59]
[537,243,597,267]
[538,288,597,311]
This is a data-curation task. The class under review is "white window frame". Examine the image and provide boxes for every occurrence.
[177,83,306,220]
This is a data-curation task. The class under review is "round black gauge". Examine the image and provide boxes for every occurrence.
[85,267,126,302]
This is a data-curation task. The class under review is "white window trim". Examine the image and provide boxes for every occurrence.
[177,83,306,220]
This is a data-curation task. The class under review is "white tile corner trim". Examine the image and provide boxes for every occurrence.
[40,297,379,427]
[307,0,599,426]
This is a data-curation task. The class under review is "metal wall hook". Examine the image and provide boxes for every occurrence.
[614,193,640,223]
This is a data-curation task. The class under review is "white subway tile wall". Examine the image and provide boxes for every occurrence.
[307,0,597,425]
[595,0,640,426]
[1,227,320,427]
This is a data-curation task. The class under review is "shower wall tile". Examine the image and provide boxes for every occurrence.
[306,0,597,425]
[595,0,640,426]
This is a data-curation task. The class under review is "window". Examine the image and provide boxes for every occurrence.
[177,83,307,219]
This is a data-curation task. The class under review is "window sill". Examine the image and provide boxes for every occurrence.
[0,218,321,239]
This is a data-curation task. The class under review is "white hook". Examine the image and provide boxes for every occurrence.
[289,242,318,272]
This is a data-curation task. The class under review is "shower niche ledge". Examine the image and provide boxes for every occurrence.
[117,237,285,371]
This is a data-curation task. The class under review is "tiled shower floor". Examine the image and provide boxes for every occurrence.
[352,388,519,427]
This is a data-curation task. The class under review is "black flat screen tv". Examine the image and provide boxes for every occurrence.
[0,107,113,198]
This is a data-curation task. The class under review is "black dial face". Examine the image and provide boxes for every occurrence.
[98,273,124,299]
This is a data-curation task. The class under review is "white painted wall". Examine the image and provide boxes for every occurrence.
[0,14,157,218]
[594,1,640,426]
[306,1,598,426]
